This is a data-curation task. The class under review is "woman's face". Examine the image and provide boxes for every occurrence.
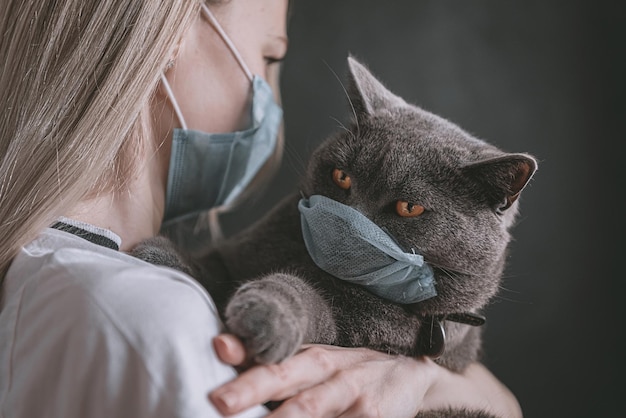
[150,0,288,208]
[155,0,289,136]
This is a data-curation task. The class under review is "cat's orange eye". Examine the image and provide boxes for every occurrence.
[396,201,425,218]
[332,168,352,190]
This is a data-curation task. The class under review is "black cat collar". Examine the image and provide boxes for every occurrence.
[418,312,486,359]
[443,312,486,327]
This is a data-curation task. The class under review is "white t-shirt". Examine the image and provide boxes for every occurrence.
[0,223,267,418]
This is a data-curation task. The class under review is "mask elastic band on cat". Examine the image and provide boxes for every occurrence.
[298,195,437,304]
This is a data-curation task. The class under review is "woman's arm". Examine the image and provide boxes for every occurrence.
[209,334,521,418]
[422,361,522,418]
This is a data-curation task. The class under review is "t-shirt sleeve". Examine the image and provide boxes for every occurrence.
[8,255,267,418]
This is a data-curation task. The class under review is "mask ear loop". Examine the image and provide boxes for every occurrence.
[162,69,224,242]
[200,4,254,82]
[160,74,188,130]
[199,3,257,243]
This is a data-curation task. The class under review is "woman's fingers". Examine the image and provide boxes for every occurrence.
[213,334,247,366]
[267,349,425,418]
[209,345,363,415]
[266,370,359,418]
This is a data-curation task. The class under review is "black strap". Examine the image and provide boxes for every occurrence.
[444,312,486,327]
[51,222,120,251]
[417,312,486,359]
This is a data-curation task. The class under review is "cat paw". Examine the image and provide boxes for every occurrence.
[224,276,307,364]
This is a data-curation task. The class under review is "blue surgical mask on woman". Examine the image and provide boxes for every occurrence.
[160,4,283,225]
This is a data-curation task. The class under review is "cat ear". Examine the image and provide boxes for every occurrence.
[463,154,537,212]
[346,56,407,117]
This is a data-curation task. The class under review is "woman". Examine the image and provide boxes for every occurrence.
[0,1,521,417]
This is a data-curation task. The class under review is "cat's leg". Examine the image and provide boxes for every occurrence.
[326,284,424,357]
[415,408,498,418]
[224,272,336,364]
[130,236,197,277]
[326,284,481,372]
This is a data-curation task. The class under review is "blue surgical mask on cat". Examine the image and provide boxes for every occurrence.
[160,4,283,225]
[298,195,437,304]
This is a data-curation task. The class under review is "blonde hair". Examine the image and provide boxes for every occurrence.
[0,2,206,282]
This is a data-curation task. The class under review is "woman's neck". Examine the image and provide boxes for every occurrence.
[64,157,165,252]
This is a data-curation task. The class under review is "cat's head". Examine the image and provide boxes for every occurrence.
[302,57,537,314]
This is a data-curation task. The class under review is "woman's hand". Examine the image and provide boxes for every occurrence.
[210,334,521,418]
[210,334,437,418]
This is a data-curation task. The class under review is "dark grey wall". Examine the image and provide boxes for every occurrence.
[223,1,623,416]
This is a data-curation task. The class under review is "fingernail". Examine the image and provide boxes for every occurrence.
[215,390,238,411]
[213,336,227,354]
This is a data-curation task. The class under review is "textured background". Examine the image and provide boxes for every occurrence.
[220,1,623,416]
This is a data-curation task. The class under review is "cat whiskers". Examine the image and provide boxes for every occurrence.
[329,116,357,144]
[283,143,307,178]
[329,116,352,136]
[492,276,527,304]
[431,263,493,282]
[324,59,360,136]
[435,266,465,286]
[491,291,528,304]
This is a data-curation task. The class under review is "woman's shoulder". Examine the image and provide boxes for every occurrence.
[57,247,219,334]
[6,228,220,340]
[0,230,265,418]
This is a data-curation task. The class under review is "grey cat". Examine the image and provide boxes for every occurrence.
[133,57,536,418]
